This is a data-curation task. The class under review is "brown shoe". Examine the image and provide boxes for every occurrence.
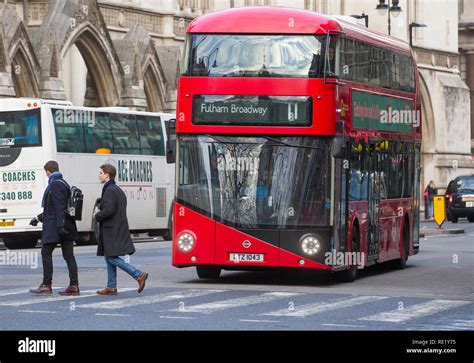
[137,272,148,293]
[96,287,118,295]
[59,284,80,296]
[30,283,52,294]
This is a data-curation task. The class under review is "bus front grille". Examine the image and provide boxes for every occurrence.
[156,188,167,217]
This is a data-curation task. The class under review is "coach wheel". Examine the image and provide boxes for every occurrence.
[467,216,474,223]
[196,266,221,279]
[396,223,409,270]
[337,228,359,283]
[162,230,172,241]
[2,234,38,249]
[75,234,97,246]
[162,202,174,241]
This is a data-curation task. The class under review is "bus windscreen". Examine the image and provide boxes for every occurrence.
[0,108,42,147]
[183,34,324,78]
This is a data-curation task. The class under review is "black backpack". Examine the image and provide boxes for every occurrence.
[55,180,84,221]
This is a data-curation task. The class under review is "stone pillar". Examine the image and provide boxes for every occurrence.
[0,72,16,98]
[469,52,474,143]
[466,51,474,141]
[460,0,474,22]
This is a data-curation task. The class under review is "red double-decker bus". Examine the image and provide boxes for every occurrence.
[170,7,421,282]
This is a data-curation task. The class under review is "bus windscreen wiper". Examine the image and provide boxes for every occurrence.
[258,135,325,150]
[203,134,324,150]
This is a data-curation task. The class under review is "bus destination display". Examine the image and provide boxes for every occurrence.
[192,95,312,126]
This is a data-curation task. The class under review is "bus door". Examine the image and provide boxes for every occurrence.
[367,145,381,260]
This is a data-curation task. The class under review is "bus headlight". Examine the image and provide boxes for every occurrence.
[300,235,321,256]
[177,232,195,253]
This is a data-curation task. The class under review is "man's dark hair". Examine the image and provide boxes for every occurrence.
[44,160,59,173]
[100,164,116,180]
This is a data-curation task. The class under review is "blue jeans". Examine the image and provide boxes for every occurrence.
[428,199,434,218]
[105,256,142,289]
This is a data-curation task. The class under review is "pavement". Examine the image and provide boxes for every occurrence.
[0,221,472,331]
[419,218,466,237]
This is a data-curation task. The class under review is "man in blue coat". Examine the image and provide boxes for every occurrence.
[93,164,148,295]
[29,161,80,295]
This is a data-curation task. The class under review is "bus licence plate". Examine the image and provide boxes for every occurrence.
[466,202,474,207]
[0,221,15,227]
[229,253,264,263]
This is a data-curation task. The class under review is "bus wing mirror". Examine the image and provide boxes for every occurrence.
[166,118,176,135]
[165,118,176,164]
[166,139,176,164]
[332,137,346,158]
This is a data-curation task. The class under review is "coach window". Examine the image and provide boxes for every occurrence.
[137,115,165,156]
[52,109,85,153]
[84,112,113,153]
[110,114,140,155]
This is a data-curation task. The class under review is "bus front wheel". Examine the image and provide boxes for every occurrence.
[196,266,221,279]
[337,228,359,283]
[2,234,39,249]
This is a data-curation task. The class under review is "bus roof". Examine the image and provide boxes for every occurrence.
[0,98,175,119]
[187,7,411,55]
[0,98,72,110]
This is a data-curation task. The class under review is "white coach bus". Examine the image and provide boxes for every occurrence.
[0,98,175,249]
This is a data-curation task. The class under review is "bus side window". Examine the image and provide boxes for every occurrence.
[84,112,113,153]
[110,113,140,155]
[53,109,86,153]
[137,115,165,156]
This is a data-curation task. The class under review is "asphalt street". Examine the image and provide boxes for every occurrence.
[0,221,472,331]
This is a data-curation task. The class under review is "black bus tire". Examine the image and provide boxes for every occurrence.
[196,266,221,279]
[337,227,359,283]
[2,233,39,249]
[397,223,409,270]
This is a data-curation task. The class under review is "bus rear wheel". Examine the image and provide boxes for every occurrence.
[196,266,221,279]
[2,234,39,249]
[337,228,359,283]
[396,223,410,270]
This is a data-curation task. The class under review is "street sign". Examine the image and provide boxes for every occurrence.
[433,196,446,228]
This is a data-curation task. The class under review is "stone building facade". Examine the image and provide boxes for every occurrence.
[0,0,211,112]
[1,0,473,192]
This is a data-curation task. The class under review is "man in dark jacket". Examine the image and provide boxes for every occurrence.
[93,164,148,295]
[29,160,80,295]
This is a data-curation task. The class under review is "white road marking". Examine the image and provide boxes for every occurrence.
[95,313,131,317]
[239,319,279,323]
[321,323,366,328]
[172,292,301,314]
[159,316,197,320]
[359,300,472,323]
[77,289,225,310]
[18,310,56,314]
[0,288,34,297]
[262,295,388,317]
[0,288,136,307]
